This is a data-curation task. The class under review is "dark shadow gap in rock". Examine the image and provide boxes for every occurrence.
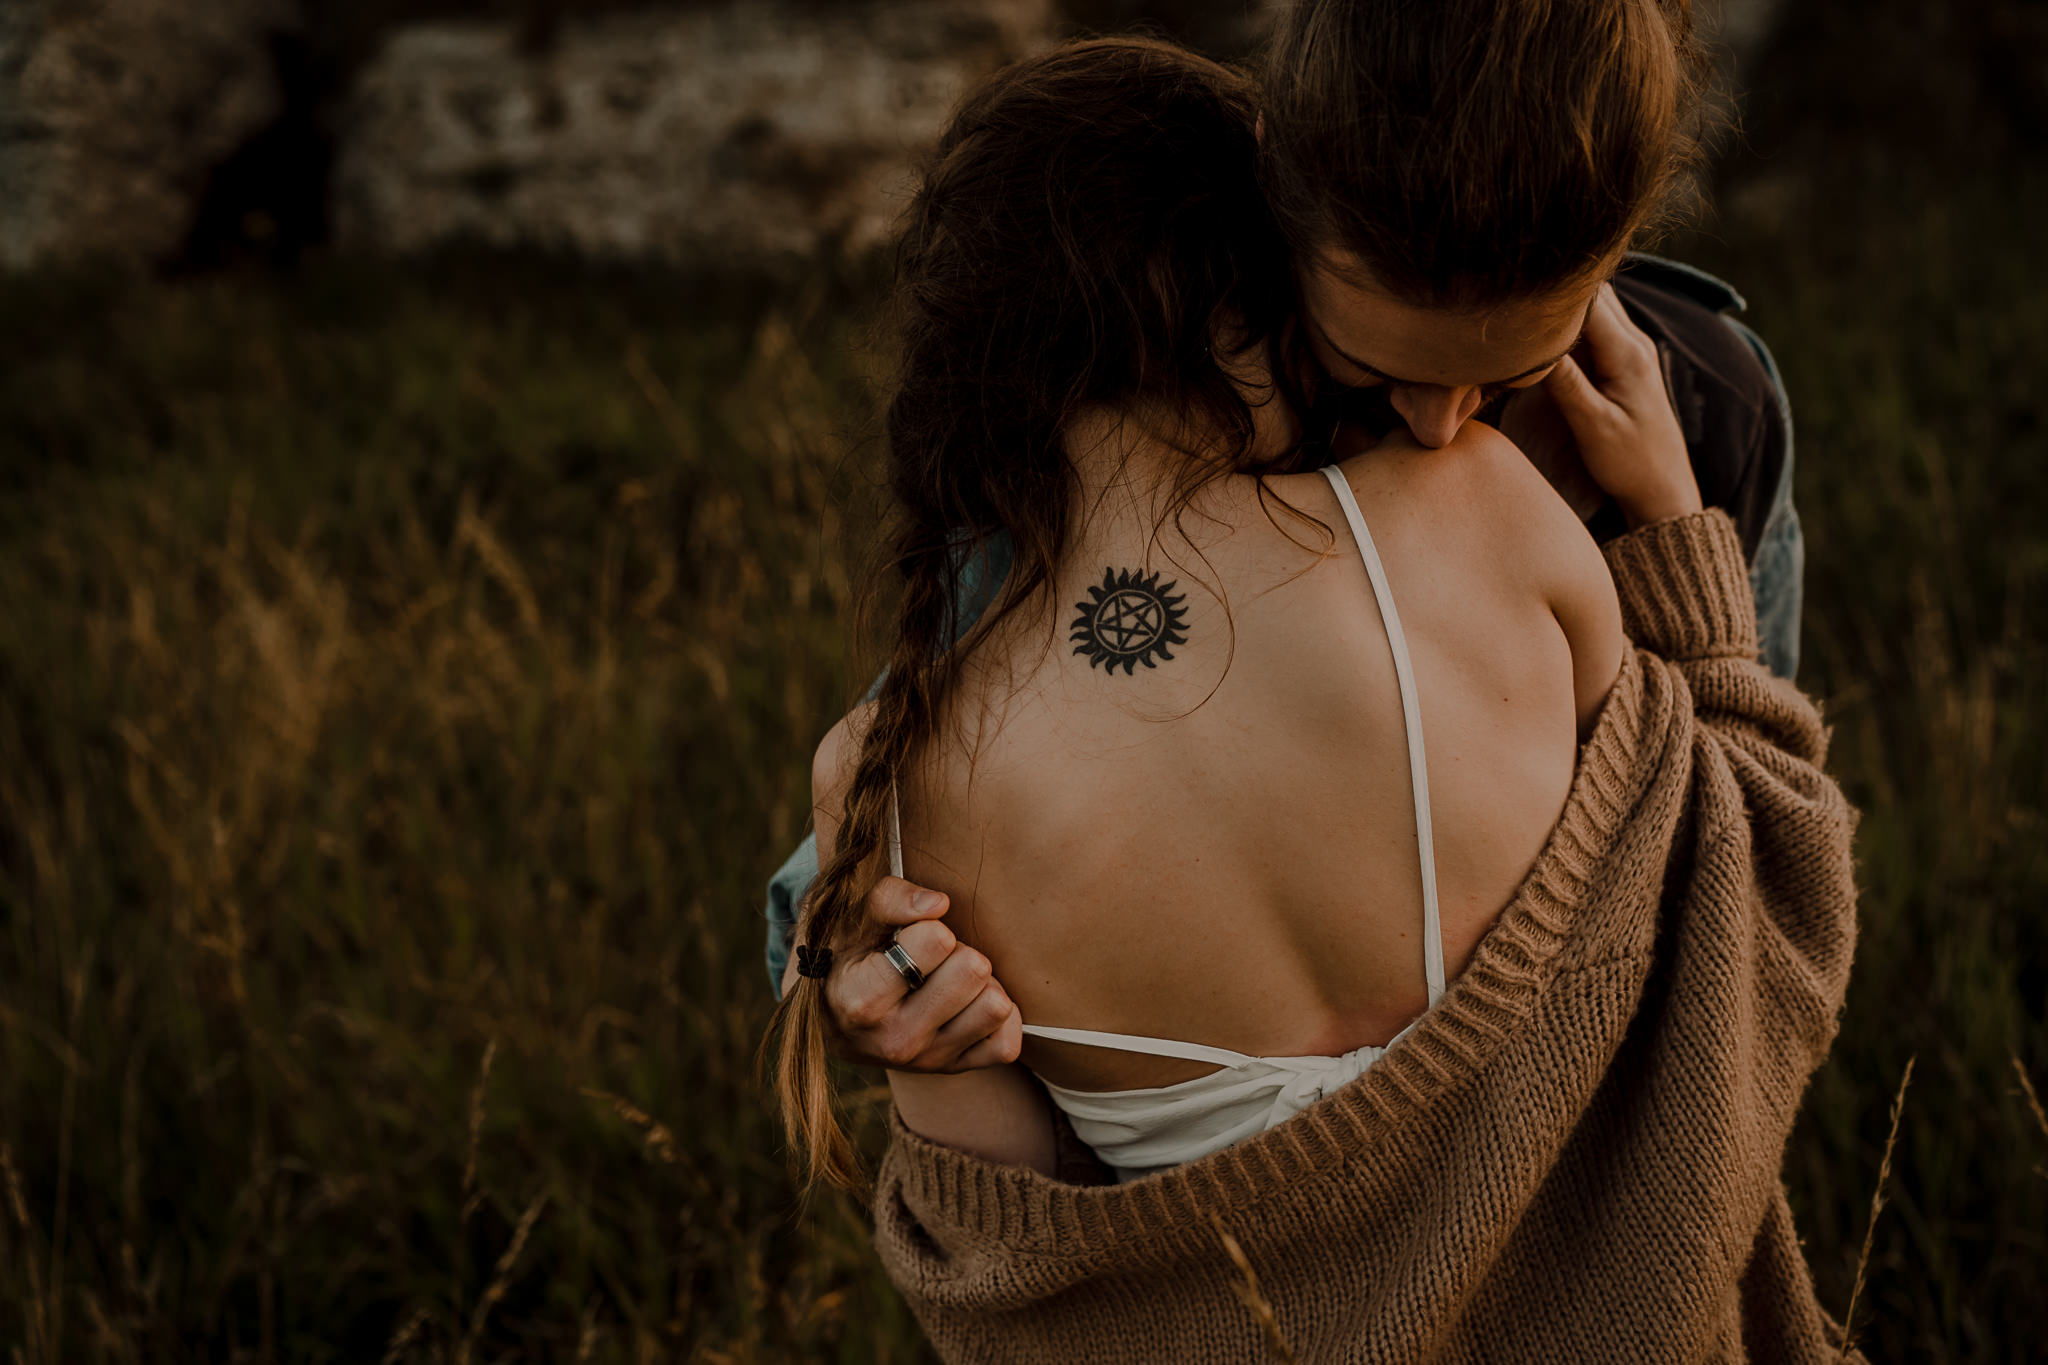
[173,30,337,274]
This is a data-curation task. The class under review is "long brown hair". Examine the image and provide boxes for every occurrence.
[1260,0,1712,307]
[764,37,1303,1193]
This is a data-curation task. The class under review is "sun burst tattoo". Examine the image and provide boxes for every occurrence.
[1070,567,1189,674]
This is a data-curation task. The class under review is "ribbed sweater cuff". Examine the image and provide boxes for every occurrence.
[1601,509,1759,663]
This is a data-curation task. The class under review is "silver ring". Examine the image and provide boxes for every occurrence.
[883,939,926,991]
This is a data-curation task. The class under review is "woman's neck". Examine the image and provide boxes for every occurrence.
[1061,401,1228,537]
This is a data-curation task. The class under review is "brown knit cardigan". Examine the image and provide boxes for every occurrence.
[869,510,1863,1363]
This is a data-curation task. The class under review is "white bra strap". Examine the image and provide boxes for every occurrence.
[888,778,904,879]
[1020,1022,1254,1068]
[1319,465,1447,1005]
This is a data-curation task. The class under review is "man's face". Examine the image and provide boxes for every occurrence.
[1294,246,1602,448]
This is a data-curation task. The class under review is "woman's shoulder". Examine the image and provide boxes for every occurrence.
[810,699,878,846]
[1275,422,1608,588]
[1304,423,1622,691]
[1336,420,1570,523]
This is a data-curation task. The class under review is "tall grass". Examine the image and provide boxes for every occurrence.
[1663,2,2048,1348]
[1,2,2045,1357]
[3,238,2041,1362]
[0,259,921,1361]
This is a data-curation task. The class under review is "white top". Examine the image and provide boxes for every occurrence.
[889,464,1445,1180]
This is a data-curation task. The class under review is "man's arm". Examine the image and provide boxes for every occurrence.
[764,834,813,995]
[1722,310,1803,682]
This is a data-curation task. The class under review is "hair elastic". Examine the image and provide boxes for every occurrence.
[794,943,834,980]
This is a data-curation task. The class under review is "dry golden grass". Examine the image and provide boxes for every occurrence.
[2014,1057,2048,1182]
[1838,1057,1917,1362]
[4,10,2048,1345]
[0,259,924,1362]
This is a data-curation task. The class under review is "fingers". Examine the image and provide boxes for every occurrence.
[888,944,1007,1070]
[1578,283,1659,391]
[1542,353,1629,461]
[1540,284,1701,529]
[1546,282,1665,436]
[904,939,995,1028]
[863,875,951,929]
[929,976,1018,1057]
[810,876,1022,1073]
[824,935,998,1070]
[944,993,1025,1071]
[839,878,958,1031]
[827,938,946,1034]
[1543,351,1605,423]
[836,918,957,1030]
[890,918,957,974]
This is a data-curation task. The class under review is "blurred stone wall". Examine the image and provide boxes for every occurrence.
[0,0,1794,272]
[332,0,1054,263]
[0,0,296,268]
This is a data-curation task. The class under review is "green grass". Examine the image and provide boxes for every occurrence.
[0,258,924,1361]
[2,2,2046,1358]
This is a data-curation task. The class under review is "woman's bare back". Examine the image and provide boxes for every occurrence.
[882,420,1624,1095]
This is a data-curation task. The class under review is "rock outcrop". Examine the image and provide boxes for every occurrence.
[0,0,298,268]
[0,0,1797,271]
[330,0,1055,263]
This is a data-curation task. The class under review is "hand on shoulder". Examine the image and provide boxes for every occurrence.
[800,706,1024,1073]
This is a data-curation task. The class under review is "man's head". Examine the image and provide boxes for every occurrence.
[1261,0,1710,446]
[1294,248,1598,447]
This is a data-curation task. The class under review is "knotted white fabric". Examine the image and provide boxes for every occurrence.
[1028,1015,1426,1179]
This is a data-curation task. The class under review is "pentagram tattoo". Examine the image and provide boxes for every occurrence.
[1070,567,1190,674]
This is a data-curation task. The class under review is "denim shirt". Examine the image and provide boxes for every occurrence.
[761,255,1802,993]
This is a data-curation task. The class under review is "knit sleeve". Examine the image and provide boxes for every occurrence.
[1601,508,1760,665]
[1603,509,1822,766]
[1603,505,1858,1088]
